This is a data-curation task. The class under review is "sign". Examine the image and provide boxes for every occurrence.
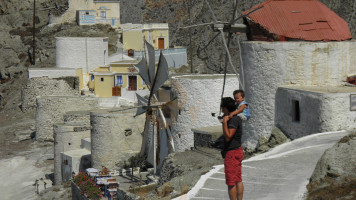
[128,66,137,75]
[351,94,356,111]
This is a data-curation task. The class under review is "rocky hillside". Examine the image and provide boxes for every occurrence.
[1,0,355,113]
[0,0,118,114]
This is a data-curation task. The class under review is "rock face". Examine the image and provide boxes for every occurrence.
[120,0,145,24]
[307,131,356,199]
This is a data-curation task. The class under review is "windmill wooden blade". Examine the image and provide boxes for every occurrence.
[204,0,217,22]
[151,52,169,96]
[165,125,175,151]
[135,58,151,87]
[145,41,156,84]
[178,21,226,29]
[161,99,179,126]
[218,29,239,78]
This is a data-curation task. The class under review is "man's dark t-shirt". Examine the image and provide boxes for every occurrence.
[223,115,243,151]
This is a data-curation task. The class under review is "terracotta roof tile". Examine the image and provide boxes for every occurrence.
[243,0,352,41]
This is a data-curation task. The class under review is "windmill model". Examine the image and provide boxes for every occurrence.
[134,41,178,173]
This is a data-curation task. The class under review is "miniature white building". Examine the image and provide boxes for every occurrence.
[169,74,240,152]
[240,41,356,150]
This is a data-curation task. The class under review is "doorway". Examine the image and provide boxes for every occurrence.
[128,76,137,91]
[158,38,165,49]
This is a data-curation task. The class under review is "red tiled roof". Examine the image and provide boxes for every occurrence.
[242,0,352,41]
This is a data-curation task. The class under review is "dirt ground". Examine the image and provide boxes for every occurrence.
[0,107,58,199]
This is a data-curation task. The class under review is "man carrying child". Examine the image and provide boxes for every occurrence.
[229,90,250,121]
[221,97,244,200]
[220,89,250,200]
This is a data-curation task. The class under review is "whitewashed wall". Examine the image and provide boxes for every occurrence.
[53,123,90,185]
[170,74,239,152]
[29,68,77,78]
[90,109,145,170]
[240,41,356,150]
[56,37,109,73]
[61,149,91,183]
[275,86,356,139]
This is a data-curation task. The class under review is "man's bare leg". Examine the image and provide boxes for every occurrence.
[228,185,237,200]
[237,181,244,200]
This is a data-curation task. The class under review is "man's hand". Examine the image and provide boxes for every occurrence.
[223,115,230,124]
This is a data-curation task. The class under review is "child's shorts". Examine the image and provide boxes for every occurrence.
[224,147,244,186]
[237,113,248,121]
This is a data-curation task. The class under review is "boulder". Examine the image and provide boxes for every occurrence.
[307,131,356,199]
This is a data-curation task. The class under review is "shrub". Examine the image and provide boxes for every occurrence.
[73,172,102,199]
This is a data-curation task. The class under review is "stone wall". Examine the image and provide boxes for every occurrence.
[21,77,80,112]
[55,37,109,74]
[49,0,94,25]
[28,68,77,78]
[90,109,145,169]
[275,86,356,139]
[53,122,91,185]
[170,74,239,152]
[240,41,356,150]
[36,96,98,141]
[63,110,91,123]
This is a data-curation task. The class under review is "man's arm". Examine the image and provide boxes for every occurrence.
[223,116,237,142]
[229,104,247,118]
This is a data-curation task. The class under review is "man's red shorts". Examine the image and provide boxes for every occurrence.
[224,147,244,186]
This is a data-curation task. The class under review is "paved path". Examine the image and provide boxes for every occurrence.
[174,130,349,200]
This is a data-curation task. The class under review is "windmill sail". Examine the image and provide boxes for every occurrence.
[151,52,169,96]
[135,93,148,116]
[135,59,151,86]
[145,41,156,85]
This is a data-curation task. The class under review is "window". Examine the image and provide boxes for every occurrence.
[292,100,300,122]
[100,11,106,19]
[116,75,123,86]
[101,77,104,82]
[91,74,94,81]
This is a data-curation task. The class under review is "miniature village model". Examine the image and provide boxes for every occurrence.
[3,0,355,199]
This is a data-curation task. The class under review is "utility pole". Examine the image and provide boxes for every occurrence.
[188,5,193,73]
[32,0,36,65]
